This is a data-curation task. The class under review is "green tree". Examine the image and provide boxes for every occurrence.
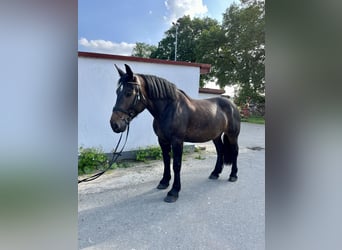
[150,16,220,62]
[196,22,226,87]
[150,16,221,86]
[217,1,265,105]
[131,42,157,58]
[145,1,265,104]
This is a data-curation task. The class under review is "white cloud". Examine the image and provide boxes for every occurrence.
[164,0,208,23]
[78,37,135,56]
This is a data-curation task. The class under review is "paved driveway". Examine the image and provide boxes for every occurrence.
[78,122,265,250]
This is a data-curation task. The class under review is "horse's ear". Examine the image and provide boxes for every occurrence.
[124,64,134,79]
[114,64,125,77]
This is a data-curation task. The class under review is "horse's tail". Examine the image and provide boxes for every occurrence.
[223,134,239,165]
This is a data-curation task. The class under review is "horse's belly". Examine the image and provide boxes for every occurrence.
[184,128,223,143]
[184,107,227,142]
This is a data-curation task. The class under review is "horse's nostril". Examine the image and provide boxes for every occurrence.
[110,121,118,131]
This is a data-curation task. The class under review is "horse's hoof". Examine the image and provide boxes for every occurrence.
[157,183,169,189]
[228,176,238,182]
[164,194,178,203]
[209,173,219,180]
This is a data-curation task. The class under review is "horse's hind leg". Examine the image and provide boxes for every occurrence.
[228,145,238,182]
[223,134,239,182]
[209,135,224,180]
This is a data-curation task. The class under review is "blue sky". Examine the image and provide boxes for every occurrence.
[79,0,236,55]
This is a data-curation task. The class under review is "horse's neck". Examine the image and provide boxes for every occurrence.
[145,99,170,119]
[145,90,190,119]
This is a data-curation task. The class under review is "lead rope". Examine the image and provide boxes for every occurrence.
[78,124,130,184]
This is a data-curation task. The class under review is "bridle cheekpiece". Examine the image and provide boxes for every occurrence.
[112,81,145,123]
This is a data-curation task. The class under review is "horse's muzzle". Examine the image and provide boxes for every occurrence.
[110,119,127,133]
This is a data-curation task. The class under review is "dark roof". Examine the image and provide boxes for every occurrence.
[78,51,211,74]
[199,88,225,95]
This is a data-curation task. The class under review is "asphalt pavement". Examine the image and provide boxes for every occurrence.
[78,122,265,250]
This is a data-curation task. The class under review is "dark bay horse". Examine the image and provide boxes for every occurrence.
[110,64,241,202]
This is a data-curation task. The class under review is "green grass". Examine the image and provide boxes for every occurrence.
[241,115,265,124]
[78,147,108,175]
[135,146,162,162]
[78,147,134,176]
[194,154,205,160]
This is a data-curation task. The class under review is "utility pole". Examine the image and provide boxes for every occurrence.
[172,22,180,61]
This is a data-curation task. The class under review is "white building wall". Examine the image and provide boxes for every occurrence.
[78,56,201,152]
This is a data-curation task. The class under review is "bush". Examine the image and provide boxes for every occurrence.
[78,147,108,174]
[136,146,162,162]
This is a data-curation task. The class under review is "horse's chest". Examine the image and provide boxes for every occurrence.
[152,115,187,141]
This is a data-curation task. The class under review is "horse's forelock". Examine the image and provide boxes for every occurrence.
[117,74,141,90]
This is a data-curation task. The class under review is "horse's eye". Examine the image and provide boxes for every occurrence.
[125,91,132,97]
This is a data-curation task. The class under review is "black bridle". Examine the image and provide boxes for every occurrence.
[78,124,130,184]
[112,81,145,121]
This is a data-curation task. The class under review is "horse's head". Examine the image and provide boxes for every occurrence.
[110,64,146,133]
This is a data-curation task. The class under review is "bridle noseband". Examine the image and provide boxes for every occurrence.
[112,81,145,123]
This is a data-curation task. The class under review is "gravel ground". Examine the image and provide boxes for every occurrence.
[78,122,265,250]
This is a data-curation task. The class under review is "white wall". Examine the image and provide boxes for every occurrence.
[78,56,201,152]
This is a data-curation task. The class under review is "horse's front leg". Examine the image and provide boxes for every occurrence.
[157,138,171,190]
[164,140,183,203]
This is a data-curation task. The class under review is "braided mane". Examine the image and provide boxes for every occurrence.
[139,74,177,100]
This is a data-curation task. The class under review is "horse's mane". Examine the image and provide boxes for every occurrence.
[139,74,178,100]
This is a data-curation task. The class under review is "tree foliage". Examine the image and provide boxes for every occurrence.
[218,1,265,106]
[133,0,265,105]
[150,16,220,87]
[150,16,220,61]
[132,42,157,58]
